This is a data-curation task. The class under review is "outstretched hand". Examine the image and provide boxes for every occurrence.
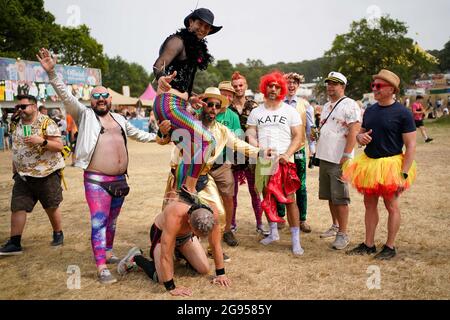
[36,48,57,73]
[158,71,177,92]
[158,120,172,136]
[189,95,207,110]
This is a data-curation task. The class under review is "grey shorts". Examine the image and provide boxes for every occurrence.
[208,163,234,196]
[318,160,350,205]
[11,171,63,212]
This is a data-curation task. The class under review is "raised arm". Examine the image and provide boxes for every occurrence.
[153,36,183,80]
[37,48,86,122]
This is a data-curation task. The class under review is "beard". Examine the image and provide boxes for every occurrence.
[92,102,111,116]
[201,112,215,124]
[93,108,109,116]
[266,92,279,101]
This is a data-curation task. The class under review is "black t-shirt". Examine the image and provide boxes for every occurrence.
[362,102,416,159]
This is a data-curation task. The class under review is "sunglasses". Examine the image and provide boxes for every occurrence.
[267,83,281,89]
[207,102,222,109]
[16,103,34,110]
[371,82,392,90]
[91,92,110,99]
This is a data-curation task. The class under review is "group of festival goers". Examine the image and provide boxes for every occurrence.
[0,8,417,296]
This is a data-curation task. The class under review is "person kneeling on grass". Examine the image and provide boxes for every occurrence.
[117,199,231,297]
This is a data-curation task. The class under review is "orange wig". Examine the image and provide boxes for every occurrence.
[259,71,287,101]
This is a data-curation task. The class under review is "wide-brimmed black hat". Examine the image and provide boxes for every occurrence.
[184,8,222,35]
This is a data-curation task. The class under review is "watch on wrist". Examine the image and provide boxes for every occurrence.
[402,172,408,180]
[41,139,48,147]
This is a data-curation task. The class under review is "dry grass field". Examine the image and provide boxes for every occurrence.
[0,121,449,300]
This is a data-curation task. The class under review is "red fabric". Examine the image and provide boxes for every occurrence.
[261,162,301,223]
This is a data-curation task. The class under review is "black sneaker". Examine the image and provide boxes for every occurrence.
[0,240,23,256]
[223,231,239,247]
[308,157,314,169]
[51,231,64,247]
[374,245,396,260]
[425,138,433,143]
[346,242,376,256]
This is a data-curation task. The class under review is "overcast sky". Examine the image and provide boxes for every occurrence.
[44,0,450,73]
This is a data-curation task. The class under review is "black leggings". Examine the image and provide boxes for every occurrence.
[134,255,158,282]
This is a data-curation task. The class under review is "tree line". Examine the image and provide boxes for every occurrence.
[1,0,449,100]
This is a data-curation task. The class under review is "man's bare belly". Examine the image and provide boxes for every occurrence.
[87,125,128,175]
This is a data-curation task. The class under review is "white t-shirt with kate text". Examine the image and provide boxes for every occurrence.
[247,102,301,155]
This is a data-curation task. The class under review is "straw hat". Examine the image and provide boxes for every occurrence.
[372,69,400,93]
[218,81,235,94]
[201,87,229,107]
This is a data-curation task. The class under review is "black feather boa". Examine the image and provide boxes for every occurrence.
[175,29,213,71]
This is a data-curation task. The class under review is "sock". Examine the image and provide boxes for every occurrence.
[11,235,22,247]
[260,222,280,245]
[53,231,63,236]
[290,227,304,255]
[134,255,158,282]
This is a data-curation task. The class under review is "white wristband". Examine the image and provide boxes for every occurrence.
[342,152,353,159]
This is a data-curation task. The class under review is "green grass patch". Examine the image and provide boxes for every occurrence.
[427,116,450,127]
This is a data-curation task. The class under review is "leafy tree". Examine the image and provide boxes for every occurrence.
[103,56,151,97]
[193,70,220,94]
[0,0,107,72]
[324,16,438,99]
[213,59,234,80]
[50,25,108,71]
[429,39,450,73]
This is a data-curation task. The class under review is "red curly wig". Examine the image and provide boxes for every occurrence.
[259,71,287,101]
[231,71,247,83]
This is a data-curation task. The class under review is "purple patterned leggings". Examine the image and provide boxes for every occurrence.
[84,171,125,267]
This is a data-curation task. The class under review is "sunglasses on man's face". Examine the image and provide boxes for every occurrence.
[207,102,222,109]
[91,92,110,99]
[267,83,281,89]
[16,103,34,110]
[371,82,392,91]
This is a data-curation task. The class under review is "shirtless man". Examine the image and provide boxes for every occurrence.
[118,200,231,297]
[38,48,165,284]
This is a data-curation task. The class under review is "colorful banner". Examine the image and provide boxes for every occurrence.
[0,57,102,86]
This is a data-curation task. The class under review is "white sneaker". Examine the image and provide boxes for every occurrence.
[117,247,142,276]
[320,225,339,238]
[98,268,117,284]
[332,232,350,250]
[293,247,305,256]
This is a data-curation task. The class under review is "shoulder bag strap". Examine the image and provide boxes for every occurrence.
[319,96,347,130]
